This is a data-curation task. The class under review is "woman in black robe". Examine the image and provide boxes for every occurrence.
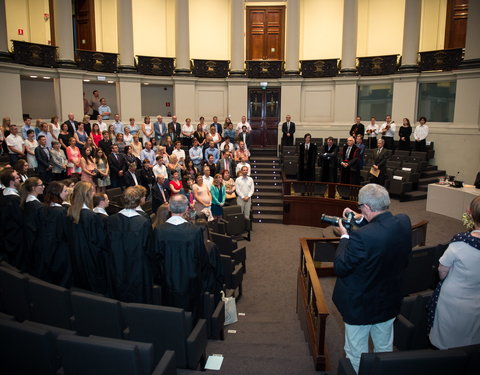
[106,185,154,303]
[67,181,111,296]
[35,181,73,287]
[20,177,44,273]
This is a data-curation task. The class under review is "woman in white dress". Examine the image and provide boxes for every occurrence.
[50,115,61,141]
[142,116,153,142]
[24,129,38,169]
[429,196,480,349]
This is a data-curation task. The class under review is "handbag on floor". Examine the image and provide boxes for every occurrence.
[221,291,237,325]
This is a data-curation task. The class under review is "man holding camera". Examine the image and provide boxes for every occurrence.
[332,184,411,373]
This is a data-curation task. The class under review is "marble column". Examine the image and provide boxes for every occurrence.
[0,0,10,61]
[117,0,136,72]
[175,0,191,75]
[399,0,421,72]
[340,0,358,75]
[53,0,76,67]
[285,0,300,75]
[230,0,245,77]
[460,0,480,69]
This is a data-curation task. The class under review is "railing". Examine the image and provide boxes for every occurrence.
[357,54,399,76]
[76,50,118,73]
[297,238,331,371]
[282,179,360,227]
[419,48,463,71]
[300,59,339,78]
[192,59,229,78]
[12,40,57,68]
[136,56,174,76]
[246,60,284,78]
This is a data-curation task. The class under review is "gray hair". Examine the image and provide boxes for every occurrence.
[358,183,390,212]
[169,194,188,214]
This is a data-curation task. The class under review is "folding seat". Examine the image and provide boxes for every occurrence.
[394,149,410,157]
[410,151,428,160]
[405,156,427,171]
[27,277,73,329]
[222,205,251,240]
[70,290,126,338]
[311,138,323,147]
[220,254,244,298]
[121,302,207,369]
[283,157,298,177]
[338,138,348,147]
[0,319,58,375]
[401,161,420,173]
[0,266,31,321]
[386,160,402,170]
[58,334,177,375]
[294,137,303,146]
[401,246,437,296]
[202,292,225,340]
[393,169,419,184]
[281,145,297,159]
[338,348,468,375]
[388,175,412,197]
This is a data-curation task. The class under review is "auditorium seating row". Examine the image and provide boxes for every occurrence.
[337,343,480,375]
[0,263,209,371]
[0,316,177,375]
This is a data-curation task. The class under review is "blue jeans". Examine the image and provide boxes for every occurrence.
[344,317,395,373]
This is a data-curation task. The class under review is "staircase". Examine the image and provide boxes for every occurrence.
[250,148,283,224]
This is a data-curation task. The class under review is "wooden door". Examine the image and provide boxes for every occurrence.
[248,88,280,148]
[246,6,285,61]
[444,0,468,49]
[75,0,96,51]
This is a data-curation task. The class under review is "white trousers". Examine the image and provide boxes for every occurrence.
[344,317,395,374]
[236,197,251,219]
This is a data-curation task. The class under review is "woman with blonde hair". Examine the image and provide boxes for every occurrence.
[131,134,143,158]
[68,181,110,295]
[429,196,480,349]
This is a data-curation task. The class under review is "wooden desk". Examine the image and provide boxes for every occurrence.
[426,183,480,220]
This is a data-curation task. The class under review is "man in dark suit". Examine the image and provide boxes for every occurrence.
[369,139,390,186]
[339,136,359,185]
[108,144,128,188]
[281,114,295,146]
[333,184,411,373]
[63,113,79,137]
[218,151,235,177]
[34,135,53,183]
[124,162,141,188]
[168,115,182,137]
[318,136,338,182]
[238,125,252,150]
[211,116,223,137]
[349,116,365,138]
[298,133,317,181]
[151,175,170,213]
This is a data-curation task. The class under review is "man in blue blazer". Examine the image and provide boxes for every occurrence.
[153,115,167,144]
[333,183,411,373]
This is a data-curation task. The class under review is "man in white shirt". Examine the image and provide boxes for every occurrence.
[202,167,214,190]
[6,125,25,166]
[236,116,251,134]
[112,114,124,135]
[171,140,186,161]
[379,115,396,150]
[220,137,235,154]
[414,116,429,152]
[365,117,378,149]
[97,114,108,132]
[235,157,251,176]
[235,166,254,220]
[153,156,168,179]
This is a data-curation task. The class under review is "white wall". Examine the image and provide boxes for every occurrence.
[20,77,56,118]
[141,84,174,117]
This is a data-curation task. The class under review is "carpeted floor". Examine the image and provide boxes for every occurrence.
[190,198,465,375]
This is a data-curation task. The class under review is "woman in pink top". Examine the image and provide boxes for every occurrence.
[66,137,82,176]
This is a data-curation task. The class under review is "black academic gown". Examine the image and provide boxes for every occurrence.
[0,193,24,267]
[319,144,338,182]
[22,199,43,273]
[68,209,111,295]
[153,221,208,323]
[107,213,153,304]
[35,205,72,288]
